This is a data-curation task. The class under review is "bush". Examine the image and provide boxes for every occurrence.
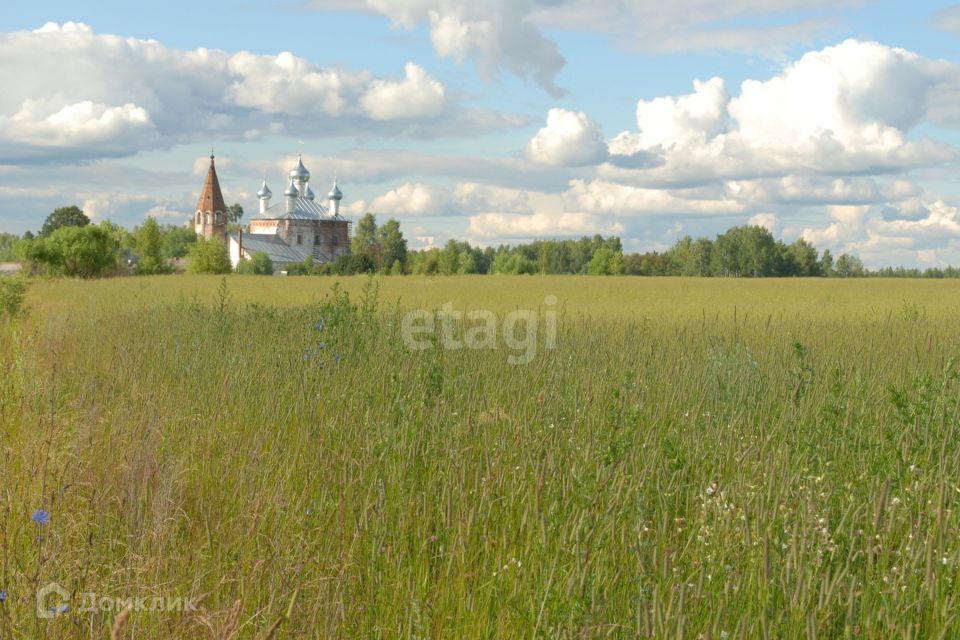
[188,237,232,274]
[23,225,120,278]
[331,253,375,275]
[237,252,273,275]
[0,277,28,318]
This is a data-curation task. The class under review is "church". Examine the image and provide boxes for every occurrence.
[193,153,351,272]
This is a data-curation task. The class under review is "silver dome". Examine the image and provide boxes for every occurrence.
[289,154,310,180]
[328,181,343,200]
[257,179,273,199]
[284,179,299,197]
[305,185,316,201]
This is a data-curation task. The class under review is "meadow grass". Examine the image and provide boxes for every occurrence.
[2,275,960,638]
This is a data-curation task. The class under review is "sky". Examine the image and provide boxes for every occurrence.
[3,1,960,266]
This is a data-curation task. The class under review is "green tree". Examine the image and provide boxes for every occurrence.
[457,250,477,274]
[820,249,834,277]
[711,226,779,277]
[134,217,169,275]
[25,225,119,277]
[188,237,231,274]
[0,233,18,261]
[438,240,461,275]
[588,246,625,275]
[691,238,713,276]
[377,219,407,272]
[834,253,865,278]
[226,204,244,224]
[410,248,440,275]
[161,225,198,259]
[236,251,273,275]
[40,205,90,237]
[98,220,135,253]
[782,238,820,277]
[351,213,378,262]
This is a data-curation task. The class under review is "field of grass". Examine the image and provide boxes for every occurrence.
[3,275,960,638]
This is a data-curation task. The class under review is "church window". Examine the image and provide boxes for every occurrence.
[314,234,320,245]
[297,234,303,245]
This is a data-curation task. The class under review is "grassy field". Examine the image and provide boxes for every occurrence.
[3,275,960,638]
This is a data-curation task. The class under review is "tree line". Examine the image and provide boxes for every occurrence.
[626,226,862,277]
[6,206,960,279]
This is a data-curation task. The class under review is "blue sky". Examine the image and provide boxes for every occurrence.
[3,0,960,266]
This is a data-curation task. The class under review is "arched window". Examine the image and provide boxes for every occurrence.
[297,233,303,245]
[204,212,210,225]
[196,212,201,225]
[215,212,221,224]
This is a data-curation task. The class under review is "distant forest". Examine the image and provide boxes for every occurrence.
[5,212,960,278]
[399,226,960,278]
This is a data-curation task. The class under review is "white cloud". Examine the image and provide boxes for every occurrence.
[633,77,729,151]
[370,183,451,216]
[0,100,155,150]
[795,199,960,267]
[468,211,624,240]
[871,200,960,243]
[227,51,357,117]
[0,23,511,163]
[728,40,950,164]
[724,176,884,206]
[311,0,567,96]
[453,183,532,214]
[32,21,92,34]
[367,181,534,216]
[308,0,860,95]
[564,179,745,216]
[361,63,446,120]
[748,213,778,232]
[596,39,959,189]
[526,108,608,167]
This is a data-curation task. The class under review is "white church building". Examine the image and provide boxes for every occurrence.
[194,153,351,272]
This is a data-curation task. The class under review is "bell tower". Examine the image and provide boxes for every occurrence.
[194,154,228,240]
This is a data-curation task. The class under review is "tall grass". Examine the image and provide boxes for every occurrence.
[1,276,960,638]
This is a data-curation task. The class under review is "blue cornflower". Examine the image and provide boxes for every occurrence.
[335,354,342,364]
[318,343,326,350]
[31,509,50,525]
[0,591,7,603]
[51,604,68,614]
[315,319,325,331]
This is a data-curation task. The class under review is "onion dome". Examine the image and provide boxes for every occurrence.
[257,179,272,199]
[305,185,316,201]
[284,179,299,197]
[289,154,310,181]
[328,181,343,201]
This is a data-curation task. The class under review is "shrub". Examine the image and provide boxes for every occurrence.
[237,252,274,275]
[23,225,120,277]
[0,277,28,318]
[188,237,231,274]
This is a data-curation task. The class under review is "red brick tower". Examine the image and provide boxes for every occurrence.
[194,154,227,240]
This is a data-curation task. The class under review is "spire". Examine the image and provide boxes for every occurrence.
[196,154,227,216]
